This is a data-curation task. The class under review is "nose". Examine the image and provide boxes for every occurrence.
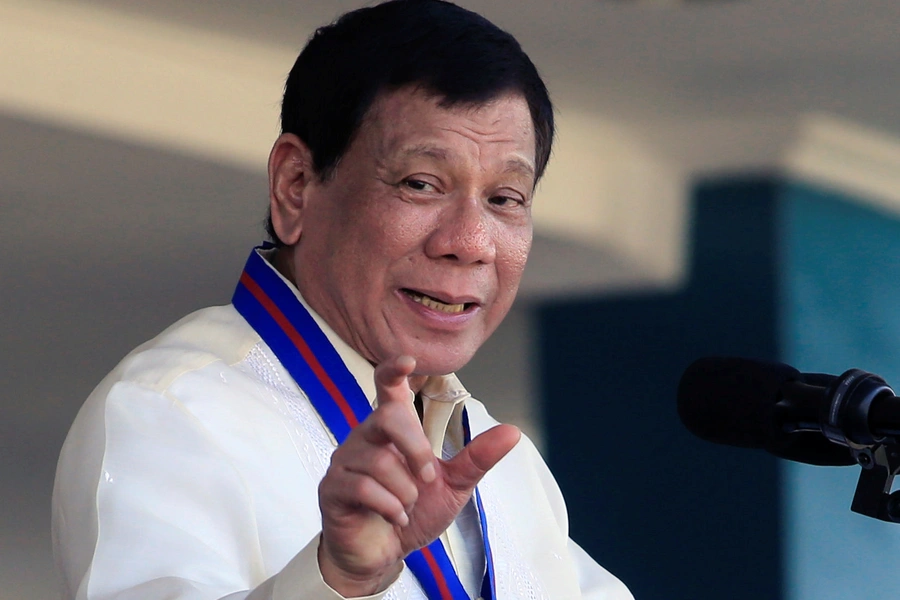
[424,197,496,265]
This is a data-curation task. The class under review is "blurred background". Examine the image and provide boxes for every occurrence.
[4,0,900,598]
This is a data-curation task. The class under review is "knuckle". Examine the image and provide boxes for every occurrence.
[381,396,413,419]
[327,450,342,468]
[408,444,432,467]
[399,483,418,507]
[317,477,330,498]
[350,475,374,498]
[370,450,397,476]
[367,407,393,431]
[373,402,400,423]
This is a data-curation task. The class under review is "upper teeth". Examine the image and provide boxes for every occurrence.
[407,291,466,314]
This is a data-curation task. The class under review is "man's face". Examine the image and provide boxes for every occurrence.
[285,87,536,375]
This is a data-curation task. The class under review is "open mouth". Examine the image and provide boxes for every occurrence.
[401,289,474,314]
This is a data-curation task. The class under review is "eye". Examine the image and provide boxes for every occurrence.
[488,194,527,208]
[402,178,438,193]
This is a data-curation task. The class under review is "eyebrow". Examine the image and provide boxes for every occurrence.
[396,144,535,179]
[501,157,535,179]
[397,144,450,163]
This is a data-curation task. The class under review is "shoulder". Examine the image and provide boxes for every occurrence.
[55,304,266,513]
[51,306,313,597]
[56,302,262,451]
[61,304,272,463]
[110,304,259,394]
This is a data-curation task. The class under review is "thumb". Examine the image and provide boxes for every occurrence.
[444,424,521,491]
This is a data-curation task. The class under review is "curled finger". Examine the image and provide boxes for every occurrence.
[343,446,420,512]
[361,402,436,484]
[322,470,410,528]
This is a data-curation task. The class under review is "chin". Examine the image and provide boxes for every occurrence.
[378,328,483,375]
[406,347,476,377]
[388,344,474,376]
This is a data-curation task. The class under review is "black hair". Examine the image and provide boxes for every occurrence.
[266,0,554,245]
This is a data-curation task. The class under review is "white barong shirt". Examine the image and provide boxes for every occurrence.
[52,256,633,600]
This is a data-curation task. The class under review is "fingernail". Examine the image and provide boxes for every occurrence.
[420,462,436,483]
[398,511,409,527]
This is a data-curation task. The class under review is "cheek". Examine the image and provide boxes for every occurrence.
[497,229,532,289]
[336,213,433,291]
[371,206,436,257]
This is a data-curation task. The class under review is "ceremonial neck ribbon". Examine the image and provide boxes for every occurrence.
[232,246,496,600]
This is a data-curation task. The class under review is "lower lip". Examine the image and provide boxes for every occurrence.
[396,290,480,328]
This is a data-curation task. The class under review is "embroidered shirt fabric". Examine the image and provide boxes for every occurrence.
[51,257,634,600]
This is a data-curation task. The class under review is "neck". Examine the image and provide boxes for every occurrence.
[272,247,297,288]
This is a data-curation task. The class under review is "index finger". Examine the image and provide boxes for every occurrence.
[373,355,418,408]
[369,356,436,482]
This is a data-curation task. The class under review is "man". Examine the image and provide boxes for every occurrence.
[52,1,634,598]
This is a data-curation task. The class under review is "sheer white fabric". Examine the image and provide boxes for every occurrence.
[53,293,633,600]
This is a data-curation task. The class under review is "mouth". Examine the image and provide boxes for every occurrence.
[401,289,475,314]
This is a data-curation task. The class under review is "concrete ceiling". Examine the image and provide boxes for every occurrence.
[66,0,900,132]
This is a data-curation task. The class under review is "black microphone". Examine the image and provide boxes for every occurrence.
[677,357,900,466]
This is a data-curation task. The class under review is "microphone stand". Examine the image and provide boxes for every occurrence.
[822,369,900,523]
[849,445,900,522]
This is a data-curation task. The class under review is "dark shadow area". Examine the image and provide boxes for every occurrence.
[538,177,785,600]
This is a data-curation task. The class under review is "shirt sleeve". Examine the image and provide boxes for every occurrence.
[52,379,395,600]
[567,538,635,600]
[251,536,397,600]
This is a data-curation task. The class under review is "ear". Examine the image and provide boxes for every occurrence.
[268,133,316,246]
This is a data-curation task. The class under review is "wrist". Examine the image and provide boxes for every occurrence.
[317,535,403,597]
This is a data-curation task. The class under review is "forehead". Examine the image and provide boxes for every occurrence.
[359,87,537,167]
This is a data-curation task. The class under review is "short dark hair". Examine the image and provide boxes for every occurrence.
[266,0,554,245]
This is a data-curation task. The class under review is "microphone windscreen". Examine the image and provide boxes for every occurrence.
[677,357,856,466]
[677,357,794,448]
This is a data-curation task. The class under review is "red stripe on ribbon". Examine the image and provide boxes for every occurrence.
[240,271,360,428]
[420,546,454,600]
